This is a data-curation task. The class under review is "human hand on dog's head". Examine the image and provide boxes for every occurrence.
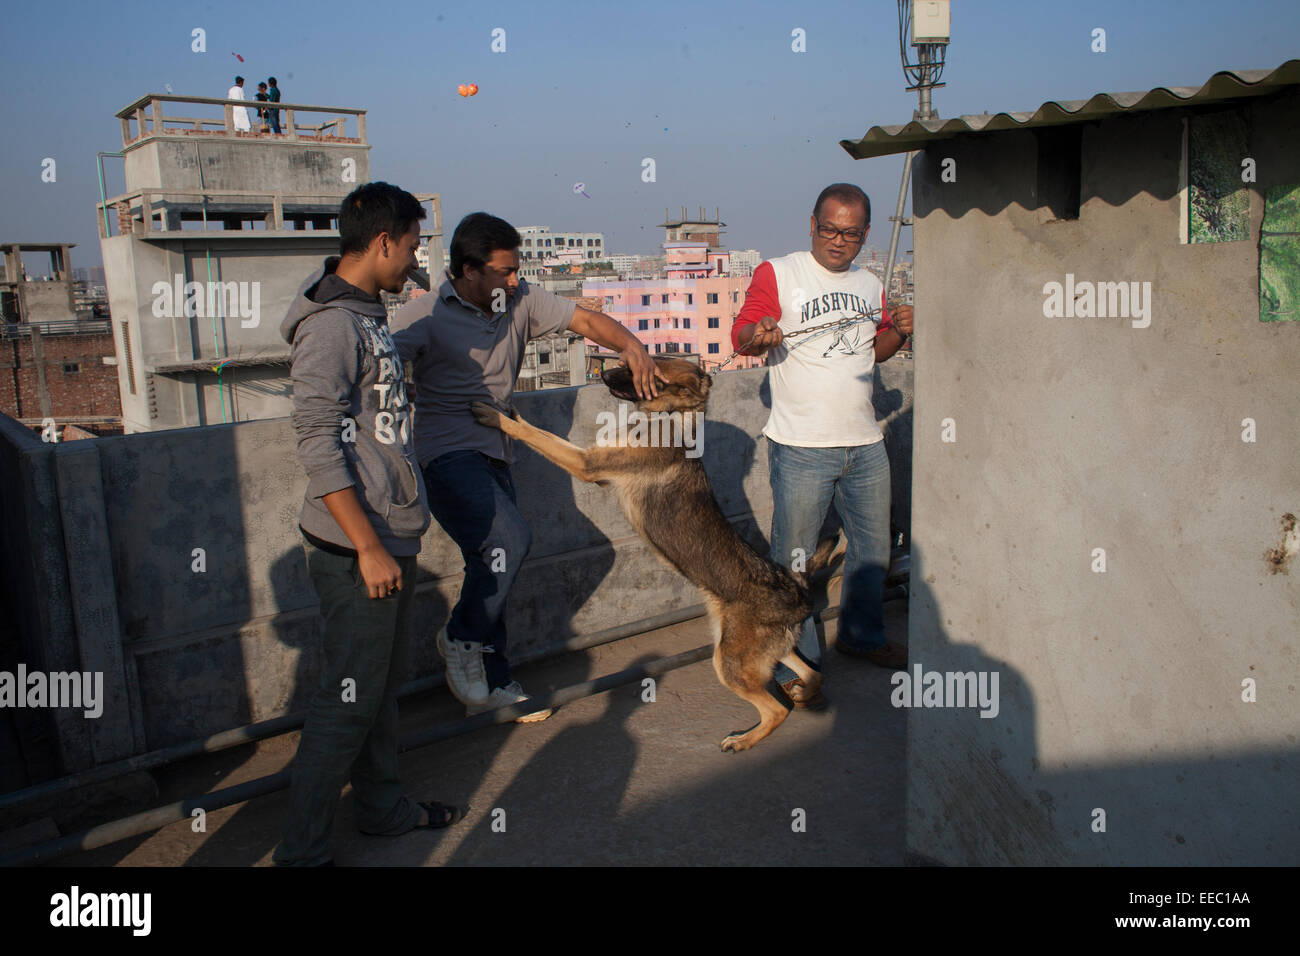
[619,345,659,400]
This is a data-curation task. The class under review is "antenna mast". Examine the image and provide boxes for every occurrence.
[885,0,950,302]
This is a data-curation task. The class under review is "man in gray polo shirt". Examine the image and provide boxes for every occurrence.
[391,212,655,720]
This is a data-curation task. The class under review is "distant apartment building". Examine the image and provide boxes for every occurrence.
[581,208,763,370]
[414,240,445,276]
[728,249,761,276]
[1,242,122,435]
[605,253,666,278]
[518,226,605,263]
[855,246,888,278]
[515,331,589,392]
[95,92,443,432]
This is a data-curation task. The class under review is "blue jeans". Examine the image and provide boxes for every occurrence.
[268,110,281,134]
[422,450,532,690]
[768,438,891,683]
[274,540,423,865]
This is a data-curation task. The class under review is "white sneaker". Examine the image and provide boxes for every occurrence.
[437,630,490,705]
[466,680,553,723]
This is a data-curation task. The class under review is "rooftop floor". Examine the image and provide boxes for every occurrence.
[47,601,908,867]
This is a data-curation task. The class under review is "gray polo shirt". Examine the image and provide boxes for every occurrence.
[390,274,574,466]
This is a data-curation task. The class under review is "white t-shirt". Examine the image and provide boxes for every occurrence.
[739,251,892,447]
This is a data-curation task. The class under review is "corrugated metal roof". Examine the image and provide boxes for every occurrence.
[840,60,1300,160]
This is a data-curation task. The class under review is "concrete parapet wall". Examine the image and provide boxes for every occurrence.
[0,363,915,776]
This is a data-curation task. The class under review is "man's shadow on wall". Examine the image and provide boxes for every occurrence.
[179,542,450,866]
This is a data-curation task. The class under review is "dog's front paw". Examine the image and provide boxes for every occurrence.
[470,401,504,429]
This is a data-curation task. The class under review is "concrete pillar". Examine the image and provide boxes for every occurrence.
[568,337,587,386]
[53,443,140,759]
[13,437,92,772]
[29,325,52,419]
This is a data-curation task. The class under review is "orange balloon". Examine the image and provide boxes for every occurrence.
[467,83,479,96]
[457,84,468,96]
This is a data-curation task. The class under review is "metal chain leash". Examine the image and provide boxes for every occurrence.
[712,306,893,371]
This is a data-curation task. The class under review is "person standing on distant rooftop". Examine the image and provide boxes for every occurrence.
[254,82,270,133]
[267,76,282,134]
[227,75,251,132]
[730,182,914,710]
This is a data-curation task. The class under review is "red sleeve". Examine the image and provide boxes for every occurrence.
[877,286,893,333]
[731,260,781,351]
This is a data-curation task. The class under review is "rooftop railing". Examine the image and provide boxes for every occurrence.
[115,93,366,147]
[97,188,441,239]
[0,319,111,339]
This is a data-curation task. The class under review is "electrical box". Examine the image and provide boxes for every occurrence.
[911,0,951,45]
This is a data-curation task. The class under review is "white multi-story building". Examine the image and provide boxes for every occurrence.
[727,249,761,276]
[606,253,666,278]
[414,239,447,277]
[518,226,605,262]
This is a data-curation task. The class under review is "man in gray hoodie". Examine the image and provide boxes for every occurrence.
[274,182,460,867]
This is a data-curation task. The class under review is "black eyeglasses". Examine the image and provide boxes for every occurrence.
[815,221,867,243]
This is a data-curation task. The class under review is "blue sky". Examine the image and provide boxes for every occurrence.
[1,0,1296,271]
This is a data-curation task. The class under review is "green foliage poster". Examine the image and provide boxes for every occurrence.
[1189,111,1250,244]
[1260,183,1300,322]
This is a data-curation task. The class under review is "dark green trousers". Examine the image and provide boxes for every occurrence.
[273,540,422,865]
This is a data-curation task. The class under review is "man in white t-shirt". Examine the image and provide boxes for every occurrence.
[227,76,251,132]
[731,183,913,709]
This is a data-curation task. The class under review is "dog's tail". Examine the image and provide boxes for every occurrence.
[792,533,844,587]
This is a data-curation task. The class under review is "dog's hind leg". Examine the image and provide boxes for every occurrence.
[715,639,791,753]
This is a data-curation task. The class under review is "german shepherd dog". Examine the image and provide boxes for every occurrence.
[471,357,838,752]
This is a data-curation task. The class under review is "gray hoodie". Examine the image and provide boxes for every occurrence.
[281,258,430,556]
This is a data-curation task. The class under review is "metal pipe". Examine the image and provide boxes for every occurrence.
[96,152,125,237]
[0,601,714,812]
[195,141,229,424]
[0,646,713,866]
[0,557,903,814]
[884,151,915,302]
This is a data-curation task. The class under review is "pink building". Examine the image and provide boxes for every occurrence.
[582,226,764,371]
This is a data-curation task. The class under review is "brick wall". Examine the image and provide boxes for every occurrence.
[0,331,121,424]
